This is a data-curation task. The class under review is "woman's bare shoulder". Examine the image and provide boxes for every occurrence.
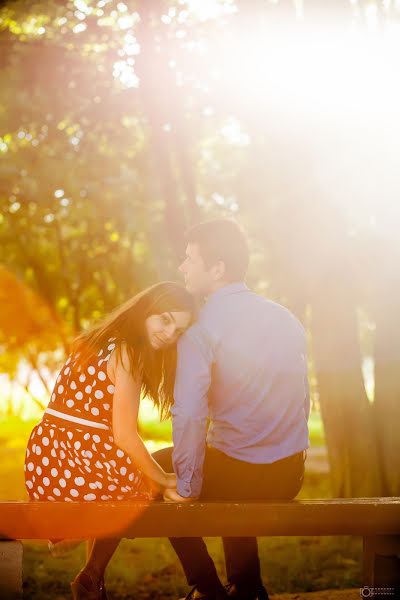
[107,341,134,381]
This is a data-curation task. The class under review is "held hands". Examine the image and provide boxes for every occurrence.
[146,470,199,502]
[162,471,199,501]
[142,471,177,497]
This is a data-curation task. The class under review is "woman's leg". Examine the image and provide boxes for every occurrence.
[72,444,173,592]
[86,539,95,561]
[73,538,120,591]
[86,538,120,578]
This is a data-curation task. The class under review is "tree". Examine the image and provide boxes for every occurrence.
[1,0,400,497]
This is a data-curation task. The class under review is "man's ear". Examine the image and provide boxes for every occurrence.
[210,260,226,281]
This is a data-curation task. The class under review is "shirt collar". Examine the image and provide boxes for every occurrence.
[206,281,249,303]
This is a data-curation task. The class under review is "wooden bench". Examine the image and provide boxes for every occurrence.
[1,498,400,599]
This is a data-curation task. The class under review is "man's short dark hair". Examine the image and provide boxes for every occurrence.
[185,218,249,281]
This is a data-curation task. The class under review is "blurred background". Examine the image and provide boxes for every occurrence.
[1,1,400,595]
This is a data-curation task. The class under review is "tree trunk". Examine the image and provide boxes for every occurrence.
[373,242,400,496]
[135,1,199,266]
[311,291,382,497]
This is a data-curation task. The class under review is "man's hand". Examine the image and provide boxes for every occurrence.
[163,488,199,503]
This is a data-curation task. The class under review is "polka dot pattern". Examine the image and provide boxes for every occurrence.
[24,337,145,502]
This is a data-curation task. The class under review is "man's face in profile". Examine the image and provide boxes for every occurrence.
[179,243,214,297]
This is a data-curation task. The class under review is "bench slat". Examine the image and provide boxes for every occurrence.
[1,498,400,539]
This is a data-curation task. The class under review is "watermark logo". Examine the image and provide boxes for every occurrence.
[360,587,395,597]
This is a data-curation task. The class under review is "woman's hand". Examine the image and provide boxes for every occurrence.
[164,472,177,489]
[141,471,176,497]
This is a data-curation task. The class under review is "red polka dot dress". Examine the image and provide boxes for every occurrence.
[24,337,145,502]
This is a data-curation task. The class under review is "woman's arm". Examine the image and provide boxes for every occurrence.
[108,344,174,489]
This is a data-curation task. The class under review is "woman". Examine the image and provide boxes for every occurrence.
[24,281,194,599]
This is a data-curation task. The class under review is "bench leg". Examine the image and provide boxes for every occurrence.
[0,540,23,600]
[363,535,400,597]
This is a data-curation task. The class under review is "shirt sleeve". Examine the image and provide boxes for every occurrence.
[171,324,213,498]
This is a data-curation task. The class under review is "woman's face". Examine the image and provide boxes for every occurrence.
[145,310,192,350]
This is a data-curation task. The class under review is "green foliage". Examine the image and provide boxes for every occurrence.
[0,0,249,354]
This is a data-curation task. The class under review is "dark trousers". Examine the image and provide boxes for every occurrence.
[153,446,306,592]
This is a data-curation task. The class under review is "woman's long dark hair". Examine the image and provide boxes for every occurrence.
[72,282,195,419]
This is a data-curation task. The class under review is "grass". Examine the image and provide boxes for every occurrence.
[0,411,362,599]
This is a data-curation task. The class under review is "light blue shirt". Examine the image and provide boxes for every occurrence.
[172,282,310,497]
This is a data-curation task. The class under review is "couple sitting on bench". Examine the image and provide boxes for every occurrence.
[24,218,309,600]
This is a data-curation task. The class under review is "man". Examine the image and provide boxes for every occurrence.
[155,218,309,600]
